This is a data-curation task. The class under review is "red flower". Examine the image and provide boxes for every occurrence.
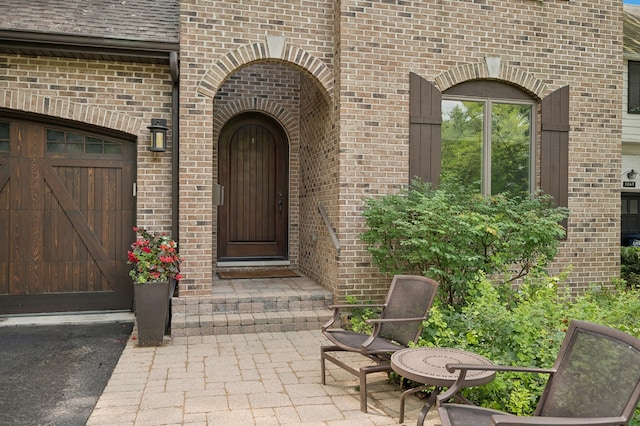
[128,226,183,284]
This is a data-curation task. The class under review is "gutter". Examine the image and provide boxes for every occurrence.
[0,29,179,62]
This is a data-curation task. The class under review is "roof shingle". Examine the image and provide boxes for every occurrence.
[0,0,179,43]
[625,5,640,56]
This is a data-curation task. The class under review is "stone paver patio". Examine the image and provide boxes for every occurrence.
[87,329,441,425]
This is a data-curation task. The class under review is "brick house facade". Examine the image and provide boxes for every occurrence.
[0,1,623,318]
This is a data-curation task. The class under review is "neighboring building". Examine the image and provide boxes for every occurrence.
[623,4,640,244]
[0,1,623,329]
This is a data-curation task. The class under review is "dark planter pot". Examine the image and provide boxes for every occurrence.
[134,280,171,347]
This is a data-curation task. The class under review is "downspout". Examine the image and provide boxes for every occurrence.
[170,51,180,242]
[169,51,180,302]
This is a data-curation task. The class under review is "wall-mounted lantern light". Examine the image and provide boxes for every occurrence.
[628,169,638,180]
[148,118,168,152]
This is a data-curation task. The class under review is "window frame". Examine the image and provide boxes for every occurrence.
[0,121,9,153]
[628,60,640,114]
[45,126,124,158]
[408,74,568,225]
[441,94,537,196]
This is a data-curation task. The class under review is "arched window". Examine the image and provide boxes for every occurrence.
[409,73,569,216]
[442,80,535,197]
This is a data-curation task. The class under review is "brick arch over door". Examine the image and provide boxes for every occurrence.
[0,89,144,136]
[213,98,297,137]
[196,38,334,102]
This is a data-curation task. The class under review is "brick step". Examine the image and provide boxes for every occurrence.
[210,290,332,314]
[171,309,332,336]
[170,276,334,337]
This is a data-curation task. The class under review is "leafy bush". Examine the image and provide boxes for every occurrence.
[361,180,568,306]
[357,180,640,420]
[622,246,640,289]
[344,295,377,334]
[418,272,640,422]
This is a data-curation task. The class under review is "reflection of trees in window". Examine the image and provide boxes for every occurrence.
[442,98,532,197]
[491,103,531,198]
[442,100,483,193]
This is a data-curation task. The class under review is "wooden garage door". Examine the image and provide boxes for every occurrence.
[0,117,136,314]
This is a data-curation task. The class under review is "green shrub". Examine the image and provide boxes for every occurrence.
[360,180,568,307]
[344,295,377,334]
[622,246,640,289]
[418,272,640,421]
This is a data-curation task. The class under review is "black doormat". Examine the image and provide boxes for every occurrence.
[217,269,300,279]
[0,321,133,426]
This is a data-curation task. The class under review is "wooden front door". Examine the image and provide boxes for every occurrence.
[0,117,135,314]
[217,113,289,260]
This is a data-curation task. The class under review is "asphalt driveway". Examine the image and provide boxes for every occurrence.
[0,316,133,426]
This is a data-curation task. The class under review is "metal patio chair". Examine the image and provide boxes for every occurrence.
[437,319,640,426]
[320,275,439,412]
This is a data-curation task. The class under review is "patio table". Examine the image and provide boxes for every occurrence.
[390,347,495,425]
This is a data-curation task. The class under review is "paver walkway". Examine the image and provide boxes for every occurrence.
[87,329,441,425]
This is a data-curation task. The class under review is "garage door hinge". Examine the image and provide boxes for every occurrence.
[133,182,137,197]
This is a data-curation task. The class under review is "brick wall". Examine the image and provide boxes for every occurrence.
[299,75,339,295]
[333,0,622,299]
[176,0,623,300]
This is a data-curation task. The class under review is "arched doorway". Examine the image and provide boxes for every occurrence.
[217,112,289,260]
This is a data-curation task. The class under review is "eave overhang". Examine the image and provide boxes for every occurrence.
[0,29,179,64]
[625,53,640,62]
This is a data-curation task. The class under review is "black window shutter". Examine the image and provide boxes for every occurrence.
[541,85,569,231]
[409,72,442,185]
